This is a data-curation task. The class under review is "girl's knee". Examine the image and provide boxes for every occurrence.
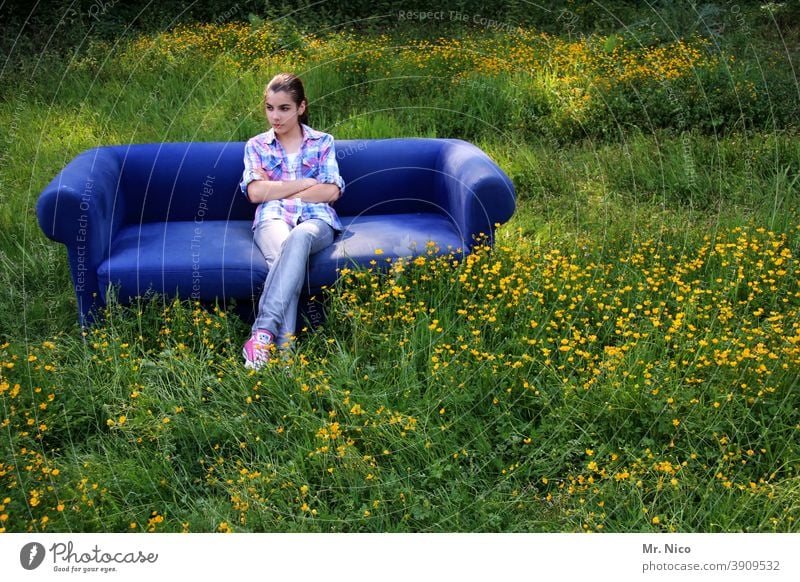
[293,220,328,241]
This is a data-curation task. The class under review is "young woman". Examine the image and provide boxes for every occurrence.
[240,72,345,369]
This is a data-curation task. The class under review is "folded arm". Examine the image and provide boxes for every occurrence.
[247,172,340,204]
[286,183,341,203]
[246,173,317,203]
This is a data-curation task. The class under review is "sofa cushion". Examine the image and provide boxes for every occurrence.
[97,212,465,302]
[306,213,465,290]
[97,220,266,302]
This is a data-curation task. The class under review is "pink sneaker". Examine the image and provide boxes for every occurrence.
[242,329,274,370]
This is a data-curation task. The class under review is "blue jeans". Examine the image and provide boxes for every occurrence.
[252,218,334,349]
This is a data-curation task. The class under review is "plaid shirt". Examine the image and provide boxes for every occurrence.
[240,124,345,232]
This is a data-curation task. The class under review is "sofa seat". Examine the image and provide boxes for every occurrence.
[97,220,265,303]
[96,212,464,304]
[310,212,465,288]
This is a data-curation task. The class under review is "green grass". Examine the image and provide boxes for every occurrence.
[1,17,799,532]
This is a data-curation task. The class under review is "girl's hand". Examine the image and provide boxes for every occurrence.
[254,167,269,180]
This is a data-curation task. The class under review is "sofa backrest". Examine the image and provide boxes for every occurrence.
[112,142,250,224]
[334,138,446,217]
[110,138,453,225]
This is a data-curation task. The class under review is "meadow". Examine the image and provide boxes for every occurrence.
[1,10,799,532]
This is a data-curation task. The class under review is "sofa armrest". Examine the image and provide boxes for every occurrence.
[36,147,123,325]
[437,140,516,250]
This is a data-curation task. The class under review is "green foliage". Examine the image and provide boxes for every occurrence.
[2,222,800,532]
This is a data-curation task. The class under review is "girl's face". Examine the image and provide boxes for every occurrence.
[265,90,305,137]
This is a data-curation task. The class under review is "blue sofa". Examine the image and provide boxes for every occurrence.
[36,138,516,327]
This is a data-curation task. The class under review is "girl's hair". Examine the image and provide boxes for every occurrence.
[264,72,309,126]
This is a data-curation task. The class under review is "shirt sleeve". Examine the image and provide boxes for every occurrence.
[315,135,346,195]
[239,139,262,197]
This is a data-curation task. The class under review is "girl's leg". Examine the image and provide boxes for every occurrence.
[252,218,334,347]
[277,294,300,351]
[252,218,290,343]
[244,219,291,368]
[254,218,291,271]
